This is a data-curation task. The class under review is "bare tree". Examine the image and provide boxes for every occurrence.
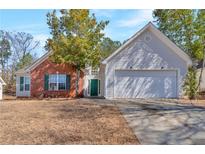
[6,32,39,66]
[3,31,40,94]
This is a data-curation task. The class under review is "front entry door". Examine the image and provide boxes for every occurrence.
[90,79,98,96]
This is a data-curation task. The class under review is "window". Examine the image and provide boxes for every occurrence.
[49,75,58,90]
[25,77,30,91]
[20,77,24,91]
[48,74,67,91]
[84,69,90,75]
[91,69,99,75]
[144,33,151,42]
[20,76,30,91]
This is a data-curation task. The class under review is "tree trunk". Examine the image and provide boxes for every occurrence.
[1,50,4,79]
[197,48,205,92]
[1,61,5,79]
[75,67,80,97]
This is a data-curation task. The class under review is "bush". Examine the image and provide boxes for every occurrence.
[183,67,198,99]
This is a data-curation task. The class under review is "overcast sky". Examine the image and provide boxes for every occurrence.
[0,9,154,57]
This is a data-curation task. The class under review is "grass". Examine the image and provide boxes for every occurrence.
[0,99,139,144]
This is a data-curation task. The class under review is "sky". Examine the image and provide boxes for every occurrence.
[0,9,154,57]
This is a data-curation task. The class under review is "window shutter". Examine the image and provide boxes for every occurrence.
[44,74,49,90]
[98,80,100,94]
[66,75,70,90]
[20,77,24,91]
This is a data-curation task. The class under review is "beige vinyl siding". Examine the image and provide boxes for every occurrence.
[16,74,31,97]
[104,29,188,99]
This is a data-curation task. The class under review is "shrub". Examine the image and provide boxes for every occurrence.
[183,67,198,99]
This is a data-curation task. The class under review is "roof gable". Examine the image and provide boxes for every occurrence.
[26,52,51,71]
[16,52,51,75]
[102,22,192,66]
[16,51,84,74]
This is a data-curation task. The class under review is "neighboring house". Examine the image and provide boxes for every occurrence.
[0,77,6,100]
[198,69,205,92]
[101,22,192,99]
[15,52,84,98]
[197,63,205,92]
[16,22,192,99]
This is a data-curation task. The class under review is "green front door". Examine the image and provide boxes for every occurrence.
[90,79,98,96]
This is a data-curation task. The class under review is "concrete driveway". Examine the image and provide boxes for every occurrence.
[115,99,205,145]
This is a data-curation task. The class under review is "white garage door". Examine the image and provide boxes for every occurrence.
[114,70,178,98]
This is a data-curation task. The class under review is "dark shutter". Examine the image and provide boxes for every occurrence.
[66,75,70,90]
[20,77,24,91]
[98,80,100,94]
[44,74,49,90]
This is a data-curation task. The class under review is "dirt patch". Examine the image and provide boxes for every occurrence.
[0,99,138,144]
[178,99,205,107]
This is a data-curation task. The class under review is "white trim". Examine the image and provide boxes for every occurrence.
[24,76,30,91]
[87,79,91,96]
[0,77,6,85]
[149,24,192,66]
[15,52,51,75]
[16,51,84,75]
[15,71,30,76]
[48,73,67,91]
[28,52,51,71]
[19,76,30,92]
[19,76,31,92]
[102,22,192,66]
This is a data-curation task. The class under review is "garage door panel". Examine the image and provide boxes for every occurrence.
[114,70,177,98]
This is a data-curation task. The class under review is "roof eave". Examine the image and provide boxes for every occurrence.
[15,51,51,75]
[102,22,192,67]
[15,71,31,76]
[0,78,6,85]
[148,23,192,66]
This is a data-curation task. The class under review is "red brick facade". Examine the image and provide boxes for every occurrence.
[30,59,84,98]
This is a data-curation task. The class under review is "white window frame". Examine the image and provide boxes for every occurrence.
[48,74,66,91]
[58,74,66,90]
[24,77,30,91]
[20,76,30,92]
